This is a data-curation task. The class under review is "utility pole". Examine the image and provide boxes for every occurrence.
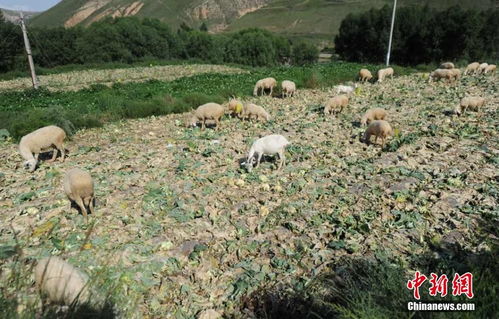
[20,12,39,89]
[386,0,397,66]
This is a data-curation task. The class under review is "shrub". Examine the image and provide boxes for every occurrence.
[291,42,319,65]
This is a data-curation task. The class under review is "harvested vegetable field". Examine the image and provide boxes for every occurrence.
[0,69,498,318]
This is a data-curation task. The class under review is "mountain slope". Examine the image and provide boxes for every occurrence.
[1,8,39,23]
[30,0,496,42]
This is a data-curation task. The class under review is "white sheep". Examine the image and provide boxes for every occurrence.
[439,62,455,69]
[35,256,90,306]
[188,103,225,130]
[334,84,357,95]
[449,68,461,81]
[245,134,290,172]
[253,77,277,96]
[483,64,496,75]
[363,120,393,148]
[454,97,486,116]
[358,69,373,82]
[64,168,95,221]
[242,103,271,122]
[478,63,489,74]
[281,80,296,98]
[324,95,349,116]
[19,125,66,172]
[228,98,244,118]
[377,67,394,83]
[361,108,387,126]
[464,62,480,75]
[429,69,454,83]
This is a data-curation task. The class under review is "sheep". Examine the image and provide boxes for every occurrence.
[281,80,296,98]
[478,63,488,74]
[439,62,455,69]
[363,120,393,148]
[448,68,461,81]
[334,84,357,95]
[19,125,66,172]
[35,256,90,306]
[64,168,95,221]
[358,69,373,82]
[324,95,349,116]
[245,134,290,172]
[377,67,394,83]
[188,103,225,130]
[484,64,496,75]
[429,69,454,83]
[253,77,277,96]
[360,108,388,126]
[454,97,486,116]
[242,103,271,122]
[228,98,244,118]
[464,62,480,75]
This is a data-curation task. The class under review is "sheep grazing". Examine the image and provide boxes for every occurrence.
[228,98,244,118]
[377,67,394,83]
[281,80,296,98]
[361,108,388,126]
[449,68,461,81]
[324,95,349,116]
[363,120,393,148]
[19,125,66,172]
[253,77,277,96]
[334,84,357,95]
[35,256,90,306]
[64,168,95,220]
[188,103,225,130]
[245,134,290,172]
[439,62,455,69]
[484,64,496,75]
[478,63,489,74]
[454,97,486,116]
[429,69,454,83]
[242,103,271,122]
[358,69,373,82]
[464,62,480,75]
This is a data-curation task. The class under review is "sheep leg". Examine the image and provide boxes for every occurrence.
[60,146,65,162]
[34,153,39,161]
[215,118,220,131]
[88,197,95,216]
[74,197,88,221]
[201,120,206,130]
[48,148,58,162]
[256,153,263,168]
[277,149,285,170]
[270,87,273,96]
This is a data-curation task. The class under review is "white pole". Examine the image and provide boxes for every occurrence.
[20,12,39,89]
[386,0,397,66]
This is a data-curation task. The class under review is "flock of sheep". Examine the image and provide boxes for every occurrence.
[15,60,495,308]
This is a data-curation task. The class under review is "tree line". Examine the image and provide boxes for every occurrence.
[335,5,498,65]
[0,13,318,74]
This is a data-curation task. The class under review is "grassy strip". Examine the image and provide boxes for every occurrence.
[0,62,420,140]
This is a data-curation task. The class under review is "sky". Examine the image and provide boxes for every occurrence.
[0,0,61,12]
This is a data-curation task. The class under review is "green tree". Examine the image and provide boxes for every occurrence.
[291,42,319,65]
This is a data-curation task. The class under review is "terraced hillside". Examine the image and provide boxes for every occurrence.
[0,71,497,317]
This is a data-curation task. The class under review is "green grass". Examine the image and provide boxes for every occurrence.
[0,62,420,140]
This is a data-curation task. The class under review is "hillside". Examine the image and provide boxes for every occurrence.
[0,8,39,23]
[0,65,497,316]
[30,0,496,44]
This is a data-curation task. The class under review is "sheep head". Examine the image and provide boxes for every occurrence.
[24,159,37,172]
